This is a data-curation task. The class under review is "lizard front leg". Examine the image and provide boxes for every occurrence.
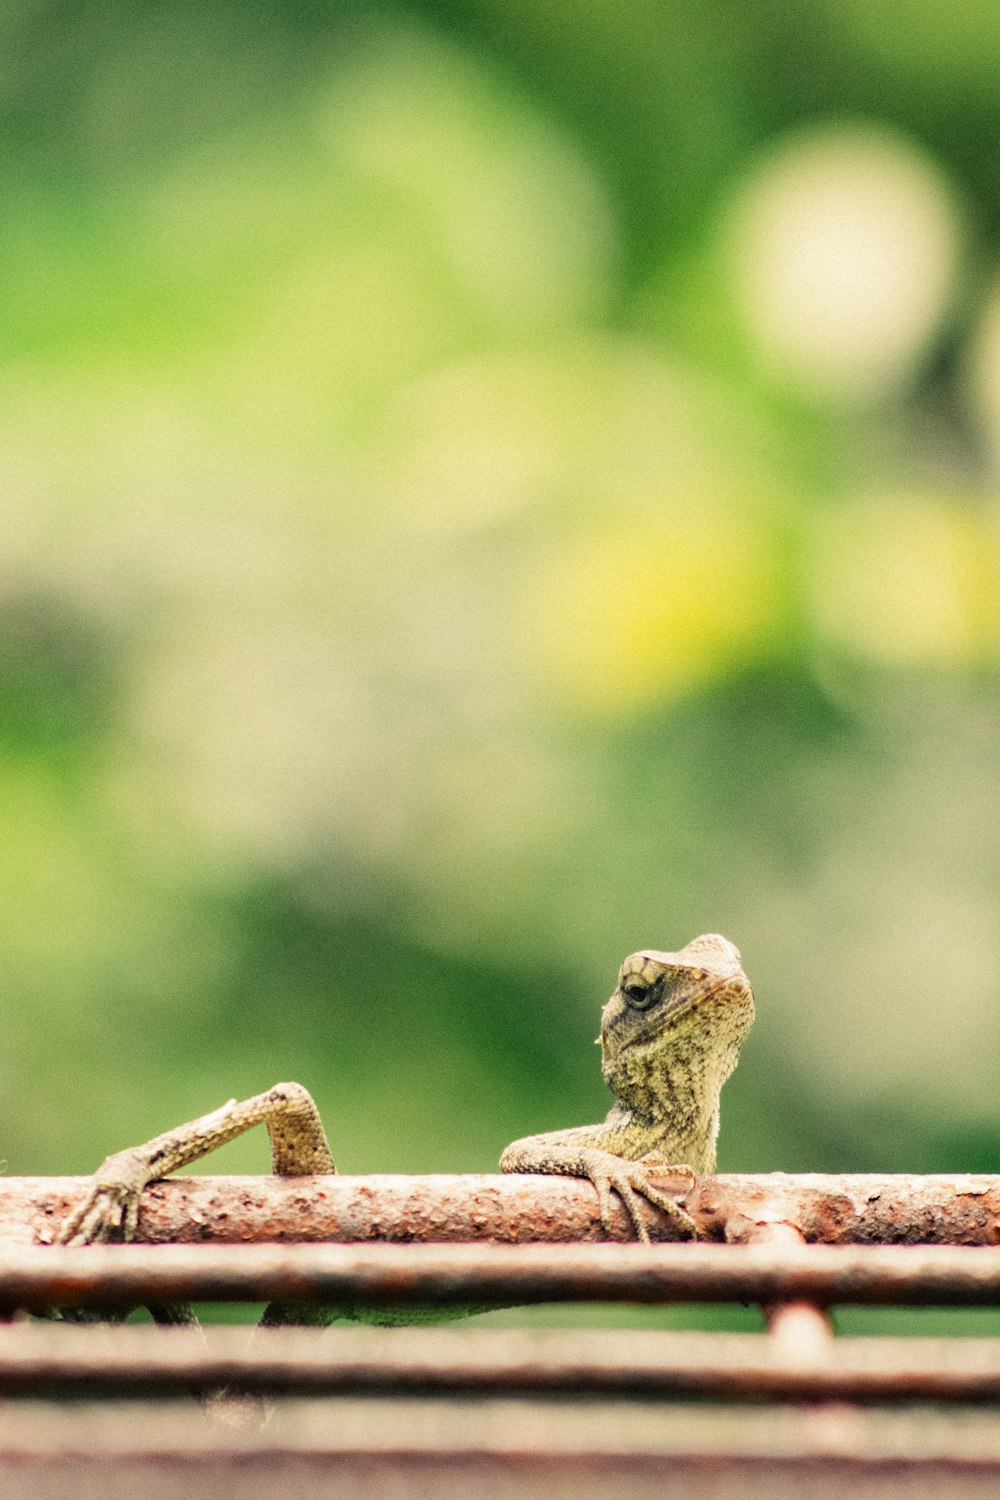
[55,1086,458,1331]
[500,1132,699,1244]
[57,1081,335,1247]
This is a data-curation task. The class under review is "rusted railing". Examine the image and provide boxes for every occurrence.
[4,1172,1000,1497]
[7,1171,1000,1248]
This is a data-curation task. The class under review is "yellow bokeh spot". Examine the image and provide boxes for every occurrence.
[528,513,782,717]
[810,492,1000,666]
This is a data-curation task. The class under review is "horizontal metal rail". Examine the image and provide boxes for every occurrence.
[7,1171,1000,1249]
[7,1322,1000,1402]
[4,1394,1000,1499]
[6,1241,1000,1312]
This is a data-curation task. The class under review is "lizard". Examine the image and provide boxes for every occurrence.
[500,931,754,1240]
[56,932,754,1253]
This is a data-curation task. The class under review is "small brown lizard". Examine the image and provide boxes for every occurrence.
[57,933,753,1249]
[500,932,754,1240]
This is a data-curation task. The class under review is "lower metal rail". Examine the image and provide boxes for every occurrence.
[5,1240,1000,1313]
[5,1323,1000,1402]
[3,1397,1000,1500]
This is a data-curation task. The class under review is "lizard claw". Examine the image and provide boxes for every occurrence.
[580,1149,700,1243]
[55,1150,150,1246]
[56,1184,136,1246]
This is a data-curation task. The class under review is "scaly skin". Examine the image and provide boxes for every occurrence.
[501,933,755,1241]
[57,933,753,1257]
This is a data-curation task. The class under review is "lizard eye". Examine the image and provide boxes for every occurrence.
[622,980,656,1009]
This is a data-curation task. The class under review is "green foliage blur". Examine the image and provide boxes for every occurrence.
[4,2,1000,1331]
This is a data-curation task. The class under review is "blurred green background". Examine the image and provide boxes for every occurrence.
[4,0,1000,1329]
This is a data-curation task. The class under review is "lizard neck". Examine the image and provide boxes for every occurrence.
[602,1099,720,1175]
[602,1033,742,1174]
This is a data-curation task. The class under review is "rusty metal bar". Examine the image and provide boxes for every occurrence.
[9,1172,1000,1250]
[4,1395,1000,1500]
[750,1221,835,1358]
[7,1322,1000,1402]
[6,1241,1000,1312]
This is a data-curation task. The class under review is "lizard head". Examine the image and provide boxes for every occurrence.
[599,933,755,1107]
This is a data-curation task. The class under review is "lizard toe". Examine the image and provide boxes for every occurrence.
[585,1163,651,1241]
[634,1181,699,1239]
[83,1200,117,1245]
[581,1158,653,1242]
[639,1154,697,1191]
[616,1182,651,1243]
[622,1167,700,1240]
[55,1189,99,1247]
[123,1193,141,1242]
[592,1174,620,1237]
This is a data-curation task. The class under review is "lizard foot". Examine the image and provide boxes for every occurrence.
[56,1148,152,1246]
[580,1148,700,1244]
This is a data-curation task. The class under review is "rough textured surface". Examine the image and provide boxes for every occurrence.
[5,1172,1000,1250]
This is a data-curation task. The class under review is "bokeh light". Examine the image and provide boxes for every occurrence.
[724,123,962,402]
